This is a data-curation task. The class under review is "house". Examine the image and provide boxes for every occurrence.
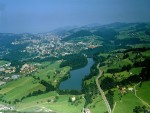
[11,75,20,79]
[3,77,10,81]
[83,108,91,113]
[0,68,5,72]
[0,81,6,86]
[121,87,127,93]
[20,64,36,74]
[21,64,30,71]
[0,76,4,79]
[128,87,134,91]
[88,45,96,49]
[0,104,13,111]
[71,96,76,102]
[5,63,11,67]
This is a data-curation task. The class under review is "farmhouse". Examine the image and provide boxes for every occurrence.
[83,108,91,113]
[0,81,6,86]
[11,75,20,79]
[128,87,134,91]
[71,96,76,102]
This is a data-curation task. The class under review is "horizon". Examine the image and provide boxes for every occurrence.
[0,0,150,33]
[0,22,149,34]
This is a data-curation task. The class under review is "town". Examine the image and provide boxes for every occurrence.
[11,33,102,58]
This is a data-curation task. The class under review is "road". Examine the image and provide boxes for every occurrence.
[95,64,112,113]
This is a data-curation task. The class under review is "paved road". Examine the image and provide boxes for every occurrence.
[96,64,112,113]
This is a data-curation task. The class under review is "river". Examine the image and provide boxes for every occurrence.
[59,58,95,90]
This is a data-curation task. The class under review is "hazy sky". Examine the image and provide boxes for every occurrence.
[0,0,150,33]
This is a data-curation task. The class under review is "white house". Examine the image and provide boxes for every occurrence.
[11,75,20,79]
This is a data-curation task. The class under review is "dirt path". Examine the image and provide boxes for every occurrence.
[134,82,150,108]
[112,102,116,113]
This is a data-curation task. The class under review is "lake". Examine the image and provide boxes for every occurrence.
[59,58,95,90]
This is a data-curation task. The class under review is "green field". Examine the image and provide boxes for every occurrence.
[130,67,142,75]
[86,94,107,113]
[15,92,85,113]
[141,50,150,58]
[137,81,150,104]
[0,77,45,102]
[0,60,87,113]
[32,61,71,87]
[113,89,143,113]
[0,60,9,66]
[0,60,71,103]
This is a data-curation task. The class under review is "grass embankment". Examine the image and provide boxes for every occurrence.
[16,92,85,113]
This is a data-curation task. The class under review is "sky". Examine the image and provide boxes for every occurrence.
[0,0,150,33]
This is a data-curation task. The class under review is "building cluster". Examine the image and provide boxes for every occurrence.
[0,104,14,111]
[20,63,38,74]
[0,62,39,86]
[83,108,91,113]
[116,85,134,95]
[0,62,20,85]
[0,74,21,84]
[0,34,102,86]
[0,63,16,74]
[11,34,102,58]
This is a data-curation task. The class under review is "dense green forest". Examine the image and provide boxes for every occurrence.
[60,54,88,70]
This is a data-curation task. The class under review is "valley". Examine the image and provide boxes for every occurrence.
[0,23,150,113]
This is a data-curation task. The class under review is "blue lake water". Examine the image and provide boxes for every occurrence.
[59,58,95,90]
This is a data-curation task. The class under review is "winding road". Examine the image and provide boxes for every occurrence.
[95,64,112,113]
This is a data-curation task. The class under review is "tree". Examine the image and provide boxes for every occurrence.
[133,106,143,113]
[68,97,72,102]
[101,77,115,91]
[55,95,59,100]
